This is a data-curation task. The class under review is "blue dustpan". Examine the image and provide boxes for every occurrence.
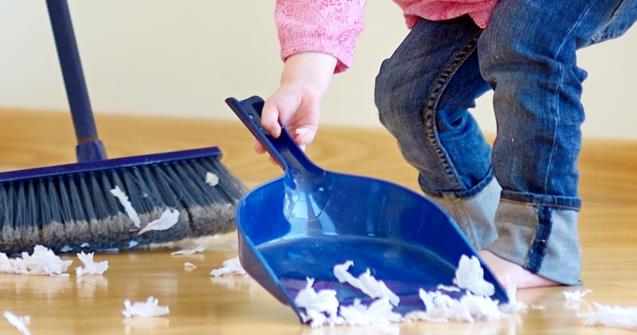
[225,96,507,320]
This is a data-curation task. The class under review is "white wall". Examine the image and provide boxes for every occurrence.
[1,1,635,139]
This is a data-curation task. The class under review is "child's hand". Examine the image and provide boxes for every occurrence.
[256,52,337,155]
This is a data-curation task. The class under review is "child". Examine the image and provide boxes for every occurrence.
[256,0,636,288]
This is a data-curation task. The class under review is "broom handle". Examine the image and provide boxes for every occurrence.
[47,0,107,162]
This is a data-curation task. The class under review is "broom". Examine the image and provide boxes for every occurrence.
[0,0,246,254]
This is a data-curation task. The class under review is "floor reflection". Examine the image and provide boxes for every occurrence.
[0,274,72,298]
[76,275,109,298]
[210,276,262,298]
[123,317,170,335]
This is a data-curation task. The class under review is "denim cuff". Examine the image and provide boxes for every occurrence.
[422,178,501,249]
[418,169,496,199]
[486,200,582,285]
[500,190,581,210]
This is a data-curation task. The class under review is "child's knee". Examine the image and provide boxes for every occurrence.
[374,58,412,134]
[477,20,582,84]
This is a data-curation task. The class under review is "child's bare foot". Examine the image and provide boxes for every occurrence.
[479,250,559,288]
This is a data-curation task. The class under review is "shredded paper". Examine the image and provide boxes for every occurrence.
[184,262,197,271]
[296,255,531,328]
[3,311,31,335]
[453,255,495,297]
[579,302,637,330]
[333,260,400,306]
[75,252,109,278]
[564,289,592,310]
[110,186,142,228]
[210,257,246,277]
[170,246,206,256]
[205,172,220,186]
[138,208,180,235]
[0,245,72,276]
[122,297,170,318]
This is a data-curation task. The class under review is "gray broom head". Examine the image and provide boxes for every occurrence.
[0,147,246,255]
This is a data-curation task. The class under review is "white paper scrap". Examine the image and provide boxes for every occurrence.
[0,245,72,276]
[564,289,592,309]
[416,289,504,323]
[436,284,461,292]
[500,279,528,313]
[333,260,400,306]
[295,278,340,327]
[564,289,592,302]
[205,172,219,186]
[453,255,495,297]
[184,262,197,271]
[138,208,180,235]
[579,302,637,330]
[3,311,31,335]
[75,252,109,278]
[301,309,328,328]
[170,246,205,256]
[210,257,246,277]
[292,256,540,329]
[339,298,401,326]
[110,186,141,228]
[122,297,170,318]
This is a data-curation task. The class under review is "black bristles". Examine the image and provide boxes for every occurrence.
[140,165,179,208]
[98,173,119,212]
[67,176,87,222]
[0,156,246,254]
[201,159,245,201]
[88,173,109,219]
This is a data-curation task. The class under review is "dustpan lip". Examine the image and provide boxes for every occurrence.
[0,146,222,182]
[235,177,305,321]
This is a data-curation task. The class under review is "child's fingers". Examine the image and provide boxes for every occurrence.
[253,140,266,154]
[260,86,321,151]
[255,126,314,155]
[261,98,282,138]
[253,140,280,166]
[292,126,318,148]
[288,98,320,147]
[262,89,303,138]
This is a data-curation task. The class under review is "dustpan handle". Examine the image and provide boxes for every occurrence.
[225,96,323,176]
[47,0,107,162]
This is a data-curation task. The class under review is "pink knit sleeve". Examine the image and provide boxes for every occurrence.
[275,0,367,73]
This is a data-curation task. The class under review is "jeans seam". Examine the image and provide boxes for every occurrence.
[419,170,495,199]
[545,62,562,193]
[544,0,599,192]
[422,30,483,192]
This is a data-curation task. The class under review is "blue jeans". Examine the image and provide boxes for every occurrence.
[375,0,636,285]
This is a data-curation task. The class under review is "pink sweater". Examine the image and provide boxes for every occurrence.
[275,0,497,72]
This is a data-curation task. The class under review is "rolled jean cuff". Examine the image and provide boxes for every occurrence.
[418,169,496,199]
[420,177,501,250]
[486,200,582,285]
[500,190,581,210]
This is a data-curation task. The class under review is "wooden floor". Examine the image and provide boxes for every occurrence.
[0,108,636,335]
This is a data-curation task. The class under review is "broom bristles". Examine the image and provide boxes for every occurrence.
[0,156,246,254]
